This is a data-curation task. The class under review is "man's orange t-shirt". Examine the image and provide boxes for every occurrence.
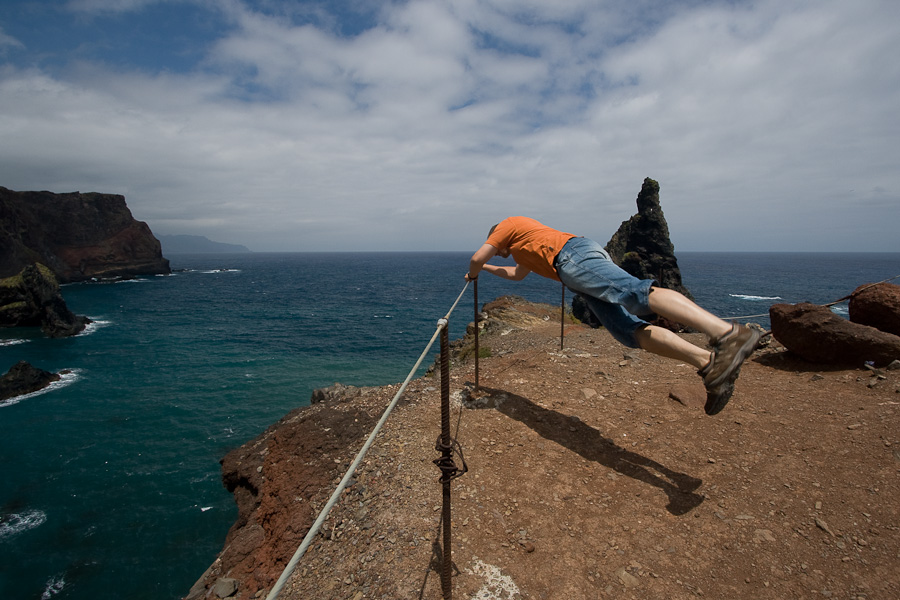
[486,217,576,281]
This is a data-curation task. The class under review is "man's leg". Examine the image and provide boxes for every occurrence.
[641,286,760,415]
[646,286,760,381]
[555,239,757,413]
[634,324,710,369]
[646,287,732,340]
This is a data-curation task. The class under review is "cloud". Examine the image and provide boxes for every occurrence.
[0,27,25,53]
[66,0,178,13]
[1,0,898,251]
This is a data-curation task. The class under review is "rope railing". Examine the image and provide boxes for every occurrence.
[264,282,470,600]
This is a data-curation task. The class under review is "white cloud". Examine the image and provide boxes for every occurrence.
[0,27,25,52]
[66,0,178,13]
[1,0,899,251]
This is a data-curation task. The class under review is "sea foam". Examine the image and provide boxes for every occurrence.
[730,294,783,301]
[0,509,47,540]
[42,573,66,599]
[78,319,112,337]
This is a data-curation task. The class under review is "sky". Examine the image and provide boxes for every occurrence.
[1,0,898,252]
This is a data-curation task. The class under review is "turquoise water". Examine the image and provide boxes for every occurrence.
[1,251,897,599]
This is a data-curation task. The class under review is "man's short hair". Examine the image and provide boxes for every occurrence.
[487,223,498,239]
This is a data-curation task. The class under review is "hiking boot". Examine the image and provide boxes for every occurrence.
[698,323,760,415]
[699,323,761,389]
[703,377,735,416]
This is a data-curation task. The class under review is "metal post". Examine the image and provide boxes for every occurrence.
[439,324,453,600]
[560,281,565,350]
[473,279,479,390]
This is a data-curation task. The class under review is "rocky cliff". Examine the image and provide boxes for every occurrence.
[0,187,170,283]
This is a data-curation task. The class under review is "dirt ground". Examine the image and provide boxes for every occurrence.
[232,298,900,600]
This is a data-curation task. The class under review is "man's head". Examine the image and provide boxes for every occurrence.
[486,223,510,257]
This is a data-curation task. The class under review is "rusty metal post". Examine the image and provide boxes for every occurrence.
[560,281,565,350]
[473,279,479,390]
[439,323,453,600]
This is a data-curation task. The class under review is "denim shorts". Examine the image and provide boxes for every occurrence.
[554,237,656,348]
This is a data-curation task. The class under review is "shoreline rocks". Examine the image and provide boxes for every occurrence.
[0,263,91,337]
[0,361,61,402]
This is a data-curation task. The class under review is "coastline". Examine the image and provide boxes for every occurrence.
[186,296,900,600]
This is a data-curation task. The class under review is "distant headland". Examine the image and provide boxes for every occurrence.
[157,234,251,254]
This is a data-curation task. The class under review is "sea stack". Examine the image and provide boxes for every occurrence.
[572,177,692,328]
[604,177,693,299]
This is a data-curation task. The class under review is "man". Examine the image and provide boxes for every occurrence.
[465,216,760,415]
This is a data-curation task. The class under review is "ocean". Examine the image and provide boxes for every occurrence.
[1,251,897,599]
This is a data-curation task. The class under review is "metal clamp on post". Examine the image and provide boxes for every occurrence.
[433,436,468,483]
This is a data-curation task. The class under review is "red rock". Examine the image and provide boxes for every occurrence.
[187,393,377,600]
[849,282,900,337]
[769,302,900,366]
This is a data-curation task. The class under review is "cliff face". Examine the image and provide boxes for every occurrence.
[0,187,170,283]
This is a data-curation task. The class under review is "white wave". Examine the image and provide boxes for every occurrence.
[84,277,147,284]
[830,305,849,315]
[42,573,66,599]
[0,509,47,540]
[373,315,393,318]
[200,269,241,274]
[729,294,783,301]
[0,338,28,347]
[0,369,81,408]
[77,319,111,337]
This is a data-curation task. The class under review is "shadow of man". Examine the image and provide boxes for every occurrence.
[471,386,704,516]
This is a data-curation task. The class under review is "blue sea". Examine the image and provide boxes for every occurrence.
[1,251,898,599]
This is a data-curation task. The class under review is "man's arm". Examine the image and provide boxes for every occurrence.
[483,263,532,281]
[466,243,531,281]
[466,243,497,281]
